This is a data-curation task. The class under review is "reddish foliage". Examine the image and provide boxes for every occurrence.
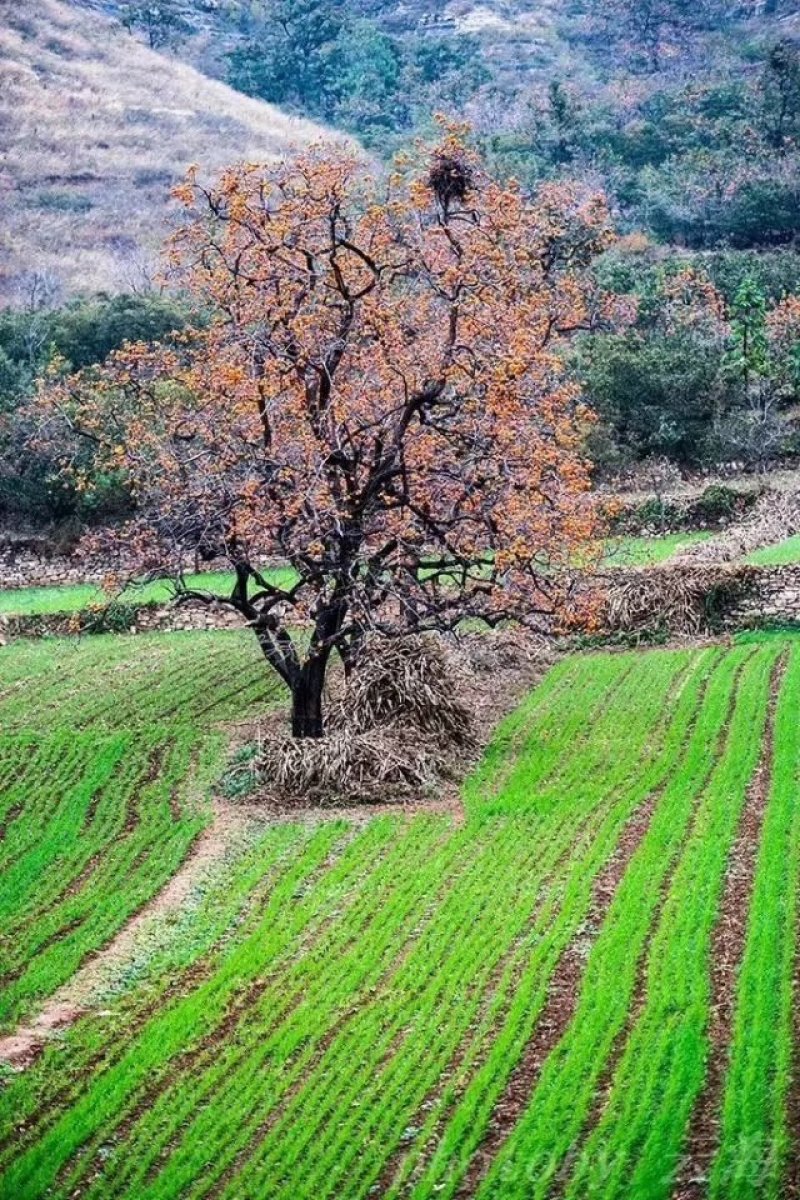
[40,131,612,735]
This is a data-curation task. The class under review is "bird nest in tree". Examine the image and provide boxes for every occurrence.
[255,635,476,805]
[427,152,474,210]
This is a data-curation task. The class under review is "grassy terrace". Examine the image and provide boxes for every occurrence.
[746,535,800,566]
[2,632,800,1197]
[0,536,708,623]
[0,632,282,1029]
[0,569,296,617]
[600,530,712,566]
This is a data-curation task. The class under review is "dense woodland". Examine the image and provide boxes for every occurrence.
[3,0,800,530]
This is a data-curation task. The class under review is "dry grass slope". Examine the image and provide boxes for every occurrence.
[0,0,335,302]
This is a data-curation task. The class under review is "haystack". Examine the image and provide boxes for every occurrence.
[255,635,475,804]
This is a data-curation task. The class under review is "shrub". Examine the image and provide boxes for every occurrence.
[607,495,684,534]
[691,485,743,524]
[608,485,760,535]
[33,191,94,213]
[220,744,261,800]
[78,601,141,634]
[132,168,174,187]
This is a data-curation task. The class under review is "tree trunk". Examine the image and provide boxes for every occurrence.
[291,659,326,738]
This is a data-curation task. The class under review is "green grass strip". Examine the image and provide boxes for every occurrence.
[471,645,760,1200]
[0,822,349,1200]
[0,820,314,1166]
[224,653,689,1200]
[0,568,296,617]
[709,643,800,1199]
[79,816,460,1200]
[558,645,776,1200]
[404,648,720,1200]
[746,535,800,566]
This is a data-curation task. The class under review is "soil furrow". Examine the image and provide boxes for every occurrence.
[671,650,786,1200]
[452,786,662,1200]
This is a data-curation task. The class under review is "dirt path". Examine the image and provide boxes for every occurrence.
[0,801,267,1070]
[0,777,481,1075]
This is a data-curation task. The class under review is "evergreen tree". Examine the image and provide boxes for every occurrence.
[727,276,769,394]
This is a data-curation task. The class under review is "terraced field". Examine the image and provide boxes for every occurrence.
[0,568,295,617]
[601,531,712,566]
[747,535,800,566]
[2,632,800,1199]
[0,536,704,622]
[0,632,282,1029]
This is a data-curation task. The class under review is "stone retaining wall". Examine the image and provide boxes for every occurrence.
[0,539,231,591]
[5,564,800,647]
[0,552,237,591]
[724,564,800,625]
[0,601,246,645]
[135,605,245,635]
[0,550,107,590]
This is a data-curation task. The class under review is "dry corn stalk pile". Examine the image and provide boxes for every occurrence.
[675,490,800,565]
[331,635,475,745]
[256,635,475,804]
[257,727,439,804]
[599,565,757,635]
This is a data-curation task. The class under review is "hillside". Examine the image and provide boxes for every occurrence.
[0,0,334,303]
[77,0,573,83]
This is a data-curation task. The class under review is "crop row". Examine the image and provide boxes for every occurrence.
[401,645,727,1200]
[0,728,209,1029]
[709,645,800,1199]
[1,646,695,1199]
[4,638,800,1200]
[266,653,695,1200]
[0,630,282,735]
[0,816,324,1166]
[558,645,775,1200]
[0,630,286,1030]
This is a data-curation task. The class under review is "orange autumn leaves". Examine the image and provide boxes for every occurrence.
[41,133,613,637]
